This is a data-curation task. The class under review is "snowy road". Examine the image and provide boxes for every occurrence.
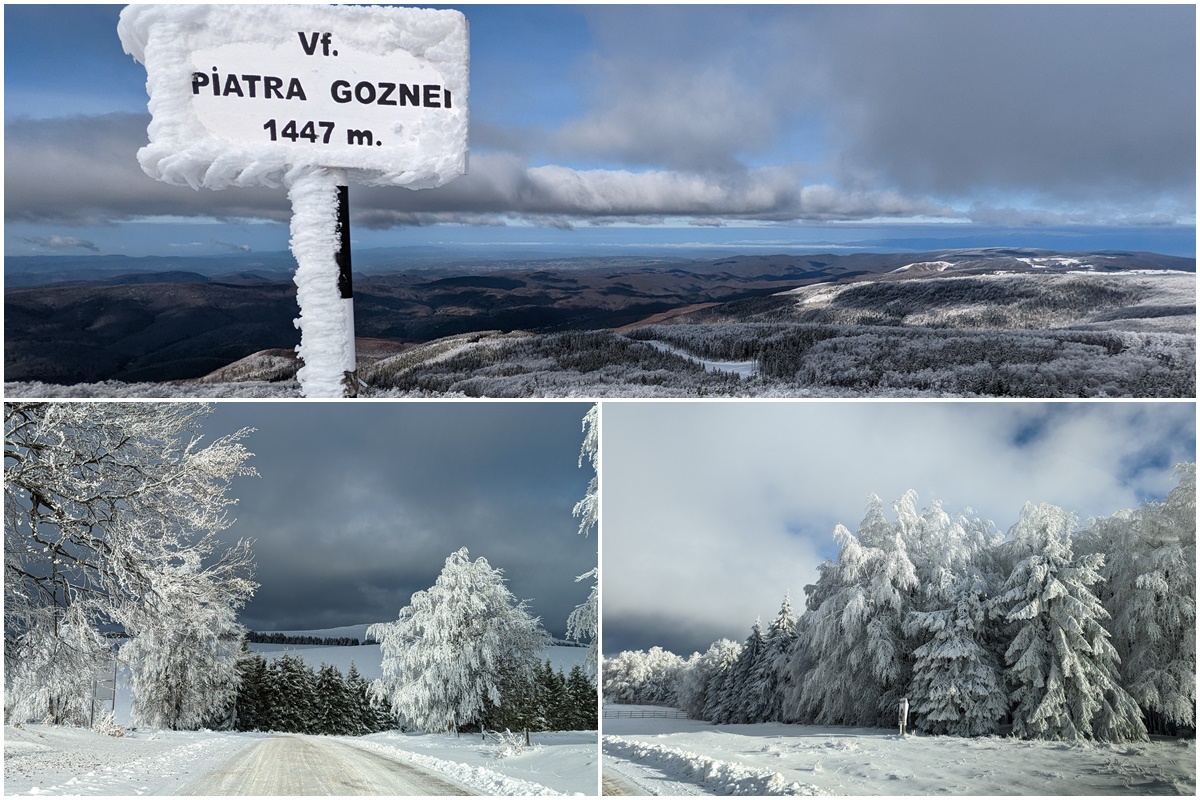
[177,735,477,795]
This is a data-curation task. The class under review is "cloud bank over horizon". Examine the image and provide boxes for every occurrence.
[4,5,1194,256]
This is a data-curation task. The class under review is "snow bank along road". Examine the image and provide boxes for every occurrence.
[178,735,476,795]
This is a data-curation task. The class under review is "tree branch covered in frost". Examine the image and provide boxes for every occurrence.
[4,402,257,727]
[567,405,599,679]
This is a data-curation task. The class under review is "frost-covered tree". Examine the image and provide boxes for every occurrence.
[369,547,549,733]
[998,502,1146,742]
[713,619,769,724]
[572,405,598,538]
[117,542,255,730]
[567,405,599,678]
[763,593,800,722]
[1078,463,1196,732]
[676,639,740,721]
[796,494,919,727]
[700,641,743,723]
[4,402,255,725]
[4,601,111,726]
[235,647,269,732]
[601,647,686,706]
[903,572,1007,736]
[266,653,318,734]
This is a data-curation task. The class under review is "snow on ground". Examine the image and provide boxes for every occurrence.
[356,730,597,795]
[602,705,1196,796]
[3,723,266,796]
[3,724,598,796]
[644,340,758,378]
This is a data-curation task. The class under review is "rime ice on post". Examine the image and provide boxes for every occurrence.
[117,4,469,397]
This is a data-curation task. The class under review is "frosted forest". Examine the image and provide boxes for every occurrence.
[603,465,1195,744]
[4,402,599,738]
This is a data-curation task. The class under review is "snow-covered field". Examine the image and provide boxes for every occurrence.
[602,705,1196,796]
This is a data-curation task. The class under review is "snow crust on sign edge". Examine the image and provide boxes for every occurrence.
[116,3,468,191]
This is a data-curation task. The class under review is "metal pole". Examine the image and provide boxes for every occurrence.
[336,183,359,397]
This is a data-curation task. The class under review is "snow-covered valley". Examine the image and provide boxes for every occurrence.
[602,706,1196,795]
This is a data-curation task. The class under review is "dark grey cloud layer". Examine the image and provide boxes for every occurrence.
[200,402,595,637]
[5,6,1192,233]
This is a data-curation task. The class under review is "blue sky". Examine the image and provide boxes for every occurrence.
[4,4,1196,258]
[602,401,1196,657]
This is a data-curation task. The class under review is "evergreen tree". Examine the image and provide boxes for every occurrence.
[1079,463,1195,733]
[346,662,392,734]
[314,663,354,735]
[797,495,918,727]
[234,646,269,732]
[903,573,1007,736]
[717,619,768,724]
[565,664,598,730]
[268,653,318,733]
[763,593,800,722]
[998,502,1146,742]
[677,639,740,721]
[700,642,742,722]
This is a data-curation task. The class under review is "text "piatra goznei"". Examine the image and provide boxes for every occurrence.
[190,31,452,148]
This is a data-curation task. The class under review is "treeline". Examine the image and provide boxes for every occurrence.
[246,631,369,647]
[234,652,393,734]
[629,323,1194,397]
[486,661,598,734]
[353,318,1192,400]
[233,650,597,735]
[603,465,1196,743]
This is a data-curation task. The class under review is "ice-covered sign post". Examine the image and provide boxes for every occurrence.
[118,5,469,397]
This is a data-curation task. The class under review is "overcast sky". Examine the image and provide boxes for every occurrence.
[4,4,1194,258]
[601,401,1196,658]
[195,401,595,638]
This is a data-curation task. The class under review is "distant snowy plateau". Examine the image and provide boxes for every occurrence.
[4,249,1195,398]
[3,638,595,796]
[601,706,1195,796]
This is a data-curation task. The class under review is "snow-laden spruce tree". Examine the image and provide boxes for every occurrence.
[676,639,741,720]
[794,494,919,727]
[4,402,255,725]
[998,502,1146,742]
[902,571,1007,736]
[116,542,255,730]
[369,547,549,733]
[714,619,771,724]
[567,405,599,679]
[763,593,800,722]
[1078,462,1195,732]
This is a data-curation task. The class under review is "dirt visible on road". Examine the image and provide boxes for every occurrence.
[602,770,641,795]
[177,735,476,796]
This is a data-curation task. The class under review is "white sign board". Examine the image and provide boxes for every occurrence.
[118,4,469,190]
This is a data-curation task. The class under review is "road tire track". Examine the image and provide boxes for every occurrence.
[177,735,476,795]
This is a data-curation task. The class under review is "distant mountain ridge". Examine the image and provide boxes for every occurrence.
[5,249,1193,386]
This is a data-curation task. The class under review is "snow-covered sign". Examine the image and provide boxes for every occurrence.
[117,4,468,189]
[117,4,469,397]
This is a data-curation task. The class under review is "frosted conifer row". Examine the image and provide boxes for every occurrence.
[287,167,355,397]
